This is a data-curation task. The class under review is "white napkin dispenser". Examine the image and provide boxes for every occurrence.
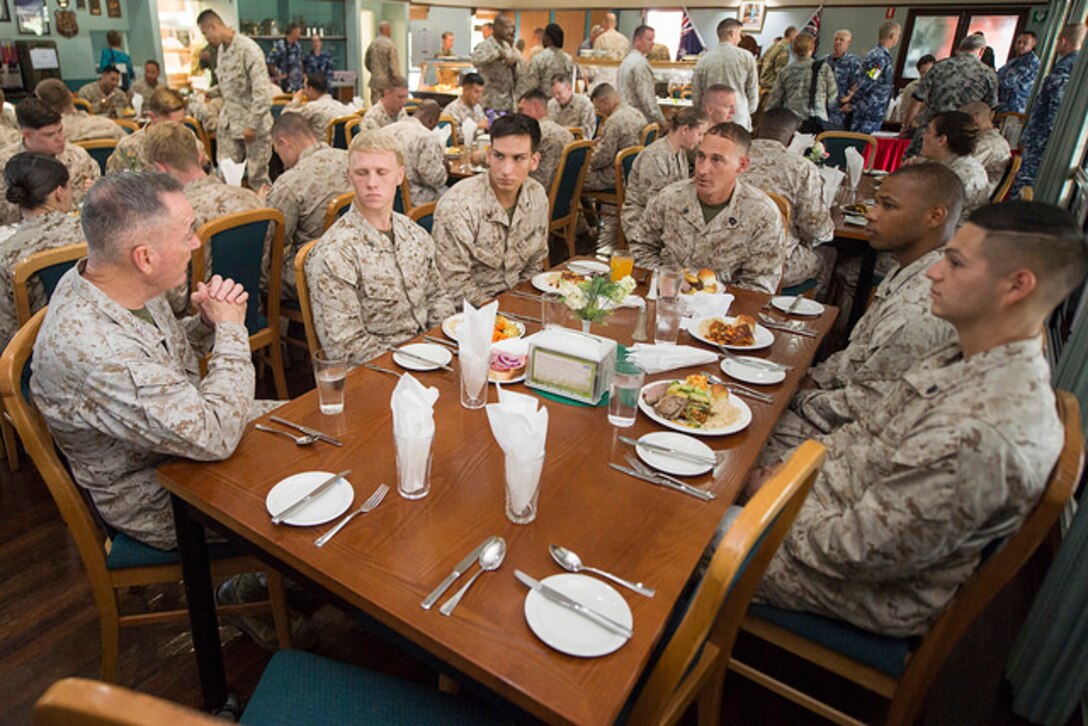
[526,329,616,405]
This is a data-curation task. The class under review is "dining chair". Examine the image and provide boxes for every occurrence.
[271,98,289,119]
[112,118,140,135]
[409,201,437,234]
[728,391,1083,726]
[0,309,293,683]
[760,190,812,297]
[326,114,360,149]
[322,191,355,232]
[815,131,877,171]
[437,114,459,147]
[568,126,585,140]
[991,155,1022,203]
[74,138,118,176]
[614,145,643,251]
[640,123,660,147]
[548,139,593,259]
[72,97,94,114]
[32,440,827,724]
[594,112,605,139]
[183,115,214,162]
[292,239,321,358]
[395,175,413,215]
[191,209,288,399]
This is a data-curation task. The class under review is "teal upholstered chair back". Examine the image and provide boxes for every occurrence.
[621,147,639,184]
[394,185,405,214]
[815,132,876,172]
[549,141,592,224]
[409,202,436,234]
[77,142,115,176]
[201,219,271,334]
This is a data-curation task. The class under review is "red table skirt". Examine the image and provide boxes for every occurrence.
[873,136,911,173]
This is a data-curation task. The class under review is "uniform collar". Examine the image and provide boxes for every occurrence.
[298,141,329,162]
[874,247,941,302]
[902,336,1045,399]
[69,259,172,346]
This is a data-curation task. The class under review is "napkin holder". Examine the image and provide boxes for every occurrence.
[526,329,616,405]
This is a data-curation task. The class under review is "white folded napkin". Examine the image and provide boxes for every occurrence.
[460,299,497,398]
[433,123,452,146]
[626,344,718,374]
[131,93,143,117]
[220,158,246,187]
[391,373,437,496]
[787,133,816,156]
[682,292,734,321]
[845,146,864,189]
[487,387,548,511]
[619,294,645,309]
[820,166,846,208]
[462,118,477,146]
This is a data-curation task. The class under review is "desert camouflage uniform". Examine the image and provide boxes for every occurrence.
[907,53,998,156]
[941,154,990,225]
[630,178,786,294]
[996,52,1040,113]
[433,173,549,305]
[128,78,163,103]
[693,42,760,129]
[618,50,666,125]
[361,102,406,131]
[265,142,350,298]
[620,136,688,237]
[216,32,274,189]
[824,52,864,128]
[759,39,792,89]
[850,45,896,134]
[283,94,354,139]
[530,118,574,192]
[593,29,630,60]
[77,81,129,118]
[443,97,487,129]
[744,138,835,287]
[187,96,223,136]
[757,336,1061,636]
[306,206,454,365]
[585,103,646,190]
[972,128,1012,193]
[472,37,522,112]
[763,248,954,459]
[1,104,18,131]
[0,211,84,346]
[386,116,448,204]
[548,94,596,137]
[521,47,573,98]
[0,125,19,147]
[1012,50,1078,198]
[61,111,125,142]
[0,142,99,225]
[364,36,400,103]
[767,57,839,123]
[105,127,148,173]
[31,262,261,550]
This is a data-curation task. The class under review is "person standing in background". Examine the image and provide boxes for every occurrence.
[824,30,864,130]
[759,26,797,89]
[365,21,400,105]
[472,14,521,113]
[99,30,134,92]
[520,24,572,98]
[267,23,306,93]
[693,18,759,130]
[850,21,901,134]
[996,32,1040,114]
[437,32,456,58]
[304,34,335,86]
[618,24,666,126]
[594,13,630,59]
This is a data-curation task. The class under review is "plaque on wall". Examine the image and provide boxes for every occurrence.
[89,0,100,16]
[106,0,119,18]
[55,9,78,37]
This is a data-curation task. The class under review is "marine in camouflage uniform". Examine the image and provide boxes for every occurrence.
[106,127,152,173]
[618,49,666,125]
[128,77,163,104]
[1012,49,1079,198]
[306,206,454,366]
[971,128,1011,193]
[693,42,760,130]
[265,142,350,298]
[940,154,990,225]
[361,101,406,131]
[530,118,574,192]
[364,34,400,104]
[0,125,19,147]
[0,211,84,346]
[215,31,274,188]
[630,178,786,294]
[521,47,573,98]
[444,97,486,128]
[432,172,549,306]
[386,116,448,204]
[32,262,262,550]
[744,137,835,287]
[757,336,1061,636]
[824,50,863,129]
[548,94,596,137]
[267,36,305,93]
[996,51,1040,113]
[850,44,896,133]
[61,110,125,142]
[584,103,646,190]
[472,36,522,112]
[763,248,955,460]
[759,38,792,89]
[766,58,839,124]
[906,52,997,156]
[77,81,129,118]
[0,142,99,225]
[620,136,689,238]
[283,93,354,140]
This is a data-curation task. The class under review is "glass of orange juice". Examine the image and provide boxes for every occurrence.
[610,250,634,281]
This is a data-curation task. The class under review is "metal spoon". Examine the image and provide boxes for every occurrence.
[440,537,507,616]
[549,544,655,598]
[254,424,317,446]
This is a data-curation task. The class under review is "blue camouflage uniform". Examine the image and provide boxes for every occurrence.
[267,39,305,92]
[905,52,998,157]
[1012,50,1078,197]
[850,45,895,134]
[996,52,1040,113]
[825,51,864,129]
[304,50,335,86]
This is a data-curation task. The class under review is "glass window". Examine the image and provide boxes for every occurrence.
[966,15,1020,69]
[902,15,957,79]
[646,10,683,61]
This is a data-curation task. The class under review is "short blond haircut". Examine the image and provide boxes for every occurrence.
[879,21,901,41]
[348,128,404,166]
[792,33,815,56]
[834,29,852,41]
[148,87,186,117]
[145,121,200,170]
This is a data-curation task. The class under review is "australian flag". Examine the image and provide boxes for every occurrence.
[677,9,705,59]
[801,5,824,54]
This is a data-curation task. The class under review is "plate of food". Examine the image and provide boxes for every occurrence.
[770,295,825,317]
[689,314,774,351]
[638,375,752,436]
[531,269,592,293]
[442,313,525,342]
[489,335,528,383]
[680,268,721,295]
[444,146,463,158]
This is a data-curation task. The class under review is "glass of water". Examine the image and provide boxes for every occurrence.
[312,349,347,415]
[654,299,683,346]
[659,266,683,299]
[608,359,645,427]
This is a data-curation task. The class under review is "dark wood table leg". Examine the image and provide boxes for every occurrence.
[171,494,228,713]
[846,245,877,333]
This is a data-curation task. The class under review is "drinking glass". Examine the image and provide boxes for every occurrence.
[459,353,489,409]
[608,360,645,427]
[312,349,347,414]
[659,266,683,299]
[395,432,433,500]
[541,293,570,329]
[504,452,545,524]
[654,299,683,346]
[610,250,634,281]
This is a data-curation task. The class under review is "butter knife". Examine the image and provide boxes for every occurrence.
[269,416,343,447]
[421,536,497,610]
[609,462,715,501]
[618,435,717,467]
[515,570,633,638]
[271,469,351,524]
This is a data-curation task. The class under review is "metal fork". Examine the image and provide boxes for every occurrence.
[314,484,390,547]
[758,313,817,338]
[702,371,775,404]
[254,424,317,445]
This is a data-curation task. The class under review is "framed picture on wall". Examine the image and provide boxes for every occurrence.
[1,0,9,24]
[738,2,766,33]
[15,0,50,35]
[106,0,119,18]
[89,0,100,16]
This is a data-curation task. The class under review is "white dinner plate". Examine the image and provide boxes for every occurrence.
[636,431,715,476]
[524,573,633,658]
[637,380,753,437]
[770,295,825,317]
[566,260,609,276]
[265,471,354,527]
[531,271,564,293]
[843,214,867,226]
[689,315,775,351]
[720,356,786,386]
[442,313,525,341]
[392,343,453,371]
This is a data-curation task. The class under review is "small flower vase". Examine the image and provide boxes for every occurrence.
[581,318,592,333]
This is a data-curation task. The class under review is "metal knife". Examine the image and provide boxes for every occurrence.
[393,348,455,372]
[515,570,633,638]
[271,469,351,524]
[421,536,496,610]
[618,435,717,467]
[501,311,542,324]
[269,416,344,446]
[609,462,715,501]
[625,455,717,502]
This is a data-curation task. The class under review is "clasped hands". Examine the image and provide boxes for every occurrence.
[191,274,249,327]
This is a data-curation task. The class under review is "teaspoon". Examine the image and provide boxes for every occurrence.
[549,544,655,597]
[440,537,507,616]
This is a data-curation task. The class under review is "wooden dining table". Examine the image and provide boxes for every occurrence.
[158,270,836,724]
[830,173,881,331]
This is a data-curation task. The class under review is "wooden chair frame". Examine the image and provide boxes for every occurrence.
[72,97,94,114]
[408,201,437,230]
[548,139,594,259]
[112,118,141,134]
[613,144,643,251]
[73,138,118,175]
[0,309,292,683]
[991,155,1022,203]
[729,392,1083,726]
[322,191,355,232]
[326,114,360,148]
[183,116,214,163]
[640,123,660,147]
[397,175,414,215]
[292,239,321,358]
[192,209,288,399]
[568,126,585,140]
[763,191,792,295]
[437,114,459,146]
[815,131,878,170]
[36,677,221,725]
